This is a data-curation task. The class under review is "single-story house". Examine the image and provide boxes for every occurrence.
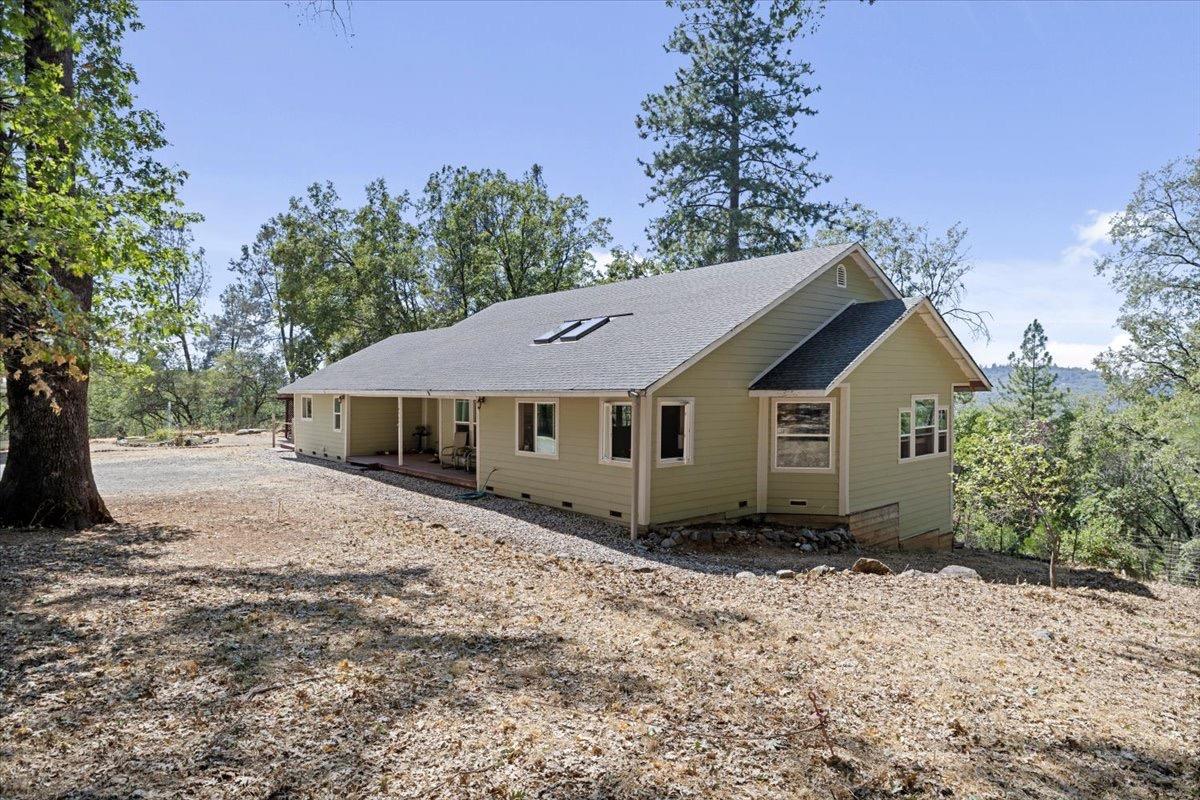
[279,243,990,549]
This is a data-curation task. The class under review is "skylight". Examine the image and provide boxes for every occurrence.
[533,320,583,344]
[558,316,610,341]
[532,316,615,344]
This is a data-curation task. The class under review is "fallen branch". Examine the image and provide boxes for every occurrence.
[239,672,325,701]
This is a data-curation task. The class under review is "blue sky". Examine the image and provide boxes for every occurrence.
[127,0,1199,367]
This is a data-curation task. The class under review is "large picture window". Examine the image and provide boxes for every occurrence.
[657,399,693,465]
[773,400,833,471]
[516,400,558,457]
[899,395,949,461]
[600,401,632,464]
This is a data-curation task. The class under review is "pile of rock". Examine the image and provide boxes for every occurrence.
[647,524,854,553]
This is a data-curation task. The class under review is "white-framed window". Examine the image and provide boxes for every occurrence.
[454,398,474,445]
[516,399,558,458]
[657,398,694,466]
[599,400,633,465]
[332,396,343,432]
[899,395,948,461]
[836,263,847,288]
[300,396,313,421]
[773,399,834,471]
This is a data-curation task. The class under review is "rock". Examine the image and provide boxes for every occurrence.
[631,565,655,574]
[713,529,732,545]
[694,530,713,545]
[851,557,893,575]
[1033,629,1055,641]
[776,569,796,580]
[809,565,836,576]
[938,565,982,581]
[800,542,815,553]
[898,569,926,578]
[735,571,756,580]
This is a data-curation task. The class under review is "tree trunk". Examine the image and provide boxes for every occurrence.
[725,64,741,265]
[1047,534,1058,590]
[0,2,112,530]
[0,355,111,529]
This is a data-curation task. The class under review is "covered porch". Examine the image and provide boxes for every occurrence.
[345,394,476,489]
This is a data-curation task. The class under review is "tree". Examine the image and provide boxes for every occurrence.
[638,0,833,269]
[593,246,669,284]
[957,418,1074,588]
[819,209,990,340]
[1000,320,1066,427]
[202,282,270,367]
[153,224,210,373]
[0,1,187,528]
[1095,153,1200,396]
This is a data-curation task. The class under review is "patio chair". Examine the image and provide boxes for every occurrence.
[440,430,469,469]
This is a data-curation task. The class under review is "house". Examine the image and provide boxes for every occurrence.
[278,243,990,549]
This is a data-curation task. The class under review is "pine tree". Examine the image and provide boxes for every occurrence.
[637,0,834,269]
[1001,320,1066,425]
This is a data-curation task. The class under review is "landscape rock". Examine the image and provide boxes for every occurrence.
[938,565,982,581]
[898,569,926,579]
[775,569,796,580]
[851,557,894,576]
[735,571,756,580]
[809,565,836,576]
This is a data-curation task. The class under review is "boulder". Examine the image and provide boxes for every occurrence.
[735,570,756,580]
[809,564,836,576]
[850,557,893,576]
[938,565,982,581]
[897,569,926,579]
[775,569,796,580]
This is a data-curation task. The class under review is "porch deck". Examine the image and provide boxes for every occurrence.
[346,452,476,489]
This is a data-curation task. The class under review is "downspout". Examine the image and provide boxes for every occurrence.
[629,390,642,541]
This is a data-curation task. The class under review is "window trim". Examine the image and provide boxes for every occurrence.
[656,398,694,467]
[332,396,343,432]
[898,394,949,463]
[598,399,633,467]
[515,398,559,460]
[771,398,835,473]
[300,395,313,421]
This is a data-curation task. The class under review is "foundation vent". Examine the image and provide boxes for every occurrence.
[789,499,808,507]
[562,501,574,509]
[520,492,531,500]
[738,500,749,509]
[609,510,623,519]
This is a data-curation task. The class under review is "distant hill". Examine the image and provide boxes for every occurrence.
[975,365,1108,405]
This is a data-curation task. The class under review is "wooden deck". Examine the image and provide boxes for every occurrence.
[346,453,476,489]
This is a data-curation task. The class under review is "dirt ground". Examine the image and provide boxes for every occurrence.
[2,439,1197,799]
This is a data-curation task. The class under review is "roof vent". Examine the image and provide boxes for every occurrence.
[836,264,847,288]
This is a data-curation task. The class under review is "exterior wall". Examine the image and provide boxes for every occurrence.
[348,396,398,456]
[764,388,842,515]
[650,258,885,524]
[400,397,425,452]
[293,394,346,461]
[478,396,631,523]
[845,313,965,539]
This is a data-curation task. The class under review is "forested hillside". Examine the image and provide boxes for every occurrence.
[975,365,1107,404]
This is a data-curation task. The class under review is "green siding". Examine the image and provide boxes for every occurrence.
[650,258,885,524]
[479,396,631,522]
[348,396,398,456]
[846,313,965,538]
[293,394,346,461]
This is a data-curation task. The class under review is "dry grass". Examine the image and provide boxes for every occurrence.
[1,443,1197,799]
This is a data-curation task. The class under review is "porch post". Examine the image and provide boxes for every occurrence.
[397,396,404,467]
[475,396,484,492]
[630,391,641,540]
[756,396,769,513]
[342,395,350,461]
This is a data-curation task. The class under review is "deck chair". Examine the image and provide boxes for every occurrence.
[440,430,469,469]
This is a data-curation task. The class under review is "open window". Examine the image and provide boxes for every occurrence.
[657,399,693,465]
[332,397,343,432]
[600,400,632,465]
[899,395,949,461]
[516,399,558,457]
[773,400,833,471]
[300,396,313,421]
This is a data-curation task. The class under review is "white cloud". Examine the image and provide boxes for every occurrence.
[590,248,614,276]
[1061,209,1116,267]
[951,210,1125,369]
[1046,332,1131,369]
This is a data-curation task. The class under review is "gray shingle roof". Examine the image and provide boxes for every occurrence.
[750,298,923,392]
[279,244,858,395]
